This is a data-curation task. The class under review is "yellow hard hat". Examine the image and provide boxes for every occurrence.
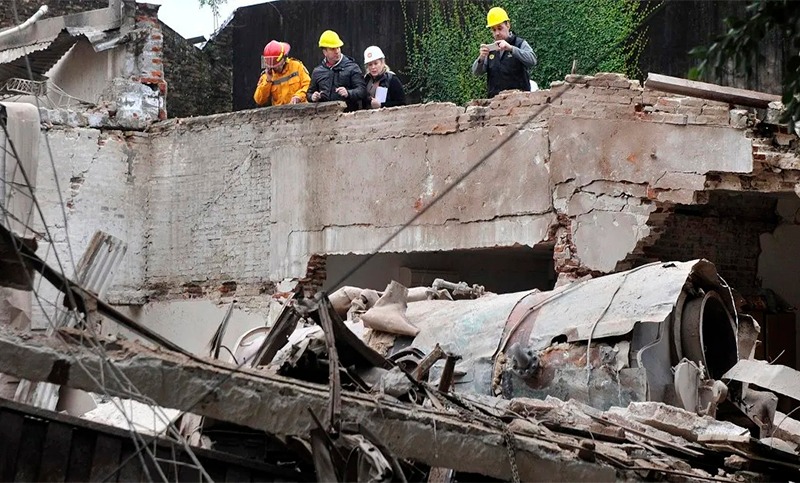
[319,30,344,48]
[486,7,510,28]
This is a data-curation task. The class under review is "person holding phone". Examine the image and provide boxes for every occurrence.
[307,30,367,112]
[471,7,537,98]
[362,46,406,109]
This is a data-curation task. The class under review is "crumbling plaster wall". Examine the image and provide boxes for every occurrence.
[29,127,149,327]
[30,74,800,349]
[142,74,755,296]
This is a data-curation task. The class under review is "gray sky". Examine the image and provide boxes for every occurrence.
[136,0,265,39]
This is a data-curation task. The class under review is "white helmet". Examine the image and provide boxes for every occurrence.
[363,45,385,64]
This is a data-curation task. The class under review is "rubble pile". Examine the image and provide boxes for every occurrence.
[178,260,800,481]
[1,249,799,481]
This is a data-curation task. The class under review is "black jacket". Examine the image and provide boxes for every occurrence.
[307,55,367,111]
[486,34,531,98]
[363,71,406,109]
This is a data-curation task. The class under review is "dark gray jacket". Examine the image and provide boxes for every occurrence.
[307,55,367,111]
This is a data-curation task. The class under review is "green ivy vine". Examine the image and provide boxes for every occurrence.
[403,0,655,104]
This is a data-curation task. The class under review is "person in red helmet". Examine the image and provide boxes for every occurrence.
[254,40,311,106]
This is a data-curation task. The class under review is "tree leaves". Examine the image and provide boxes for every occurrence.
[403,0,653,104]
[691,0,800,129]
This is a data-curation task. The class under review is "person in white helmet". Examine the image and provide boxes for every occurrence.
[362,46,406,109]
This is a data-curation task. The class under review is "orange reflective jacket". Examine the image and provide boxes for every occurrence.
[253,58,311,106]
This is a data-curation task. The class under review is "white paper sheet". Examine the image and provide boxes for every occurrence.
[375,86,388,103]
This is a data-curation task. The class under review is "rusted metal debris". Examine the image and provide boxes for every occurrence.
[3,246,800,481]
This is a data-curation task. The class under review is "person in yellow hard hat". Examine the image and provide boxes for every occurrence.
[307,30,366,112]
[472,6,537,98]
[253,40,311,106]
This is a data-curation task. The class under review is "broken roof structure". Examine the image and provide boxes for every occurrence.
[2,4,800,475]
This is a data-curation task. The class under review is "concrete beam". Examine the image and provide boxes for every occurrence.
[0,327,614,481]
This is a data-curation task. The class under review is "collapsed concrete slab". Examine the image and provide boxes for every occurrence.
[0,327,616,481]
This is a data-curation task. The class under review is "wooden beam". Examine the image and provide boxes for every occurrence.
[645,73,781,109]
[0,328,614,482]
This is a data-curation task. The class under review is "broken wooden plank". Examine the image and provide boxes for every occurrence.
[644,73,781,109]
[0,327,614,482]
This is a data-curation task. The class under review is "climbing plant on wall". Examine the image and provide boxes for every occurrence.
[404,0,655,104]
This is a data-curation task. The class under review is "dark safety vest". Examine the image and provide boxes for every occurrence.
[486,34,531,98]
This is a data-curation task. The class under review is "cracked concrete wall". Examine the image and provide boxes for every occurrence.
[31,127,148,327]
[139,73,765,293]
[145,103,555,289]
[28,72,800,350]
[31,73,800,315]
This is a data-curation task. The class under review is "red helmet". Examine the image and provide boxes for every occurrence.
[262,40,290,69]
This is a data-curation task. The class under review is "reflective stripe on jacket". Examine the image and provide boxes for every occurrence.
[253,58,311,106]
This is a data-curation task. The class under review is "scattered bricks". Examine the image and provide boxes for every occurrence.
[686,114,712,125]
[676,97,705,108]
[219,281,237,294]
[610,80,633,89]
[585,78,611,87]
[641,90,671,106]
[593,72,630,81]
[676,106,702,116]
[183,282,204,297]
[518,92,549,106]
[766,100,784,124]
[654,97,681,113]
[700,105,730,117]
[661,113,688,125]
[565,74,594,84]
[773,132,796,147]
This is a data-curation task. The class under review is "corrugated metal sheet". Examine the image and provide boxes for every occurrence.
[406,291,535,395]
[509,260,723,352]
[0,31,79,85]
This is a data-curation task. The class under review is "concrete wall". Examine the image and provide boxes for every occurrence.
[29,73,800,352]
[30,127,149,328]
[141,74,754,291]
[758,196,800,368]
[46,39,128,106]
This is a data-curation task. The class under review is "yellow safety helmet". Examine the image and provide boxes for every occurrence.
[318,30,344,48]
[486,7,510,28]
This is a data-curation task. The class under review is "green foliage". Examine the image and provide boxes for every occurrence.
[689,0,800,129]
[403,0,654,104]
[403,1,488,104]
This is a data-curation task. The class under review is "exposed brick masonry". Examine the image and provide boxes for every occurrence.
[637,193,780,295]
[161,23,232,117]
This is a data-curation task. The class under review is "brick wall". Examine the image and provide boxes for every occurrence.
[0,0,108,28]
[637,192,780,295]
[161,23,232,117]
